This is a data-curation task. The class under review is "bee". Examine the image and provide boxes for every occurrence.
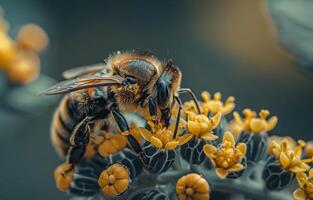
[42,50,200,172]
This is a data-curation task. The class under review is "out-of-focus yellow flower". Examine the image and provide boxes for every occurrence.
[293,169,313,200]
[176,173,210,200]
[0,11,48,84]
[271,140,311,174]
[232,109,278,134]
[98,164,129,197]
[98,132,127,157]
[203,132,246,179]
[182,91,235,117]
[17,24,48,52]
[268,136,297,156]
[134,119,192,150]
[186,111,221,142]
[226,120,243,139]
[305,142,313,159]
[54,163,74,192]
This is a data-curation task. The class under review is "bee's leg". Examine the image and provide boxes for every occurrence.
[156,81,171,127]
[148,96,159,124]
[173,96,182,139]
[111,110,151,170]
[64,116,94,174]
[64,145,86,174]
[178,88,201,114]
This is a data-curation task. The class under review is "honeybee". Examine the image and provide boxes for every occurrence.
[42,50,200,172]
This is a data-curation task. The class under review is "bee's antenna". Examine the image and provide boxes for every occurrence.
[178,88,201,114]
[173,96,182,139]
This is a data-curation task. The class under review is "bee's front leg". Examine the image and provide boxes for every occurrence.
[64,116,95,174]
[111,110,152,170]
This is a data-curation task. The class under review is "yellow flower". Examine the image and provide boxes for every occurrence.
[293,169,313,200]
[186,111,221,141]
[182,91,235,117]
[54,163,74,192]
[134,119,192,150]
[272,140,311,174]
[268,136,297,156]
[98,132,127,157]
[203,132,246,179]
[176,173,210,200]
[232,109,278,134]
[98,164,129,197]
[305,142,313,159]
[201,91,235,116]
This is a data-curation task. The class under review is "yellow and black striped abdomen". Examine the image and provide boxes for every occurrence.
[51,95,83,157]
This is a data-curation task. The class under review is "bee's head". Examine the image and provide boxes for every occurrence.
[107,51,161,105]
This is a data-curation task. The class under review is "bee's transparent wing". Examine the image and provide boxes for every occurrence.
[39,76,121,95]
[62,63,110,79]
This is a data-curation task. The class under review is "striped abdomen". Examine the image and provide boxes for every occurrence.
[51,95,83,157]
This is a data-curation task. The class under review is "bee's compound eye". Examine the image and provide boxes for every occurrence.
[125,76,137,84]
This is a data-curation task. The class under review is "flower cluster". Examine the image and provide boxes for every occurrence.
[0,9,48,84]
[182,91,235,116]
[269,140,310,173]
[51,90,312,200]
[232,109,277,134]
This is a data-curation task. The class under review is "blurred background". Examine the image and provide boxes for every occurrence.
[0,0,312,199]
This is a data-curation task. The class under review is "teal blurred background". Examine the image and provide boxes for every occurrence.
[0,0,312,200]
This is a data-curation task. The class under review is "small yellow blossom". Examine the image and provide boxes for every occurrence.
[186,111,221,142]
[271,140,311,174]
[98,164,129,197]
[134,119,192,150]
[293,169,313,200]
[268,136,297,156]
[182,91,235,117]
[203,132,246,179]
[54,163,74,192]
[98,132,127,157]
[176,173,210,200]
[232,109,278,134]
[201,91,235,116]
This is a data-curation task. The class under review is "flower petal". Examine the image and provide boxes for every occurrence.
[176,176,186,194]
[188,121,200,135]
[279,152,291,169]
[233,111,244,126]
[203,144,217,157]
[296,172,308,188]
[236,143,247,159]
[135,128,152,141]
[309,168,313,178]
[178,133,193,145]
[165,141,179,150]
[222,103,235,115]
[211,112,222,128]
[267,116,278,132]
[114,179,128,193]
[216,168,228,179]
[193,177,209,193]
[200,132,218,141]
[228,163,244,172]
[222,132,235,147]
[293,188,306,200]
[150,136,163,149]
[193,193,210,200]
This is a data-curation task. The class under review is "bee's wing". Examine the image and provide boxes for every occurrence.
[62,63,109,79]
[39,76,122,95]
